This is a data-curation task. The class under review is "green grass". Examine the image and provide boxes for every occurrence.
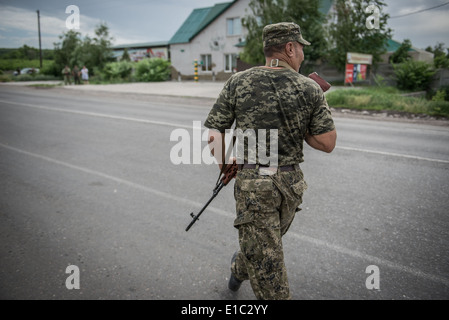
[0,59,53,71]
[26,83,62,88]
[0,73,60,82]
[326,87,449,118]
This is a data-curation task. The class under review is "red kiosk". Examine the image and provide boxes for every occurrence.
[345,52,373,85]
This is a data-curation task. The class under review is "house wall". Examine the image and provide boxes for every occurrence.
[170,0,250,79]
[381,50,434,64]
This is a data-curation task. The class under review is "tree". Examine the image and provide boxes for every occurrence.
[241,0,328,71]
[389,39,412,64]
[16,45,39,60]
[53,23,114,76]
[426,42,449,69]
[54,30,81,68]
[328,0,392,71]
[121,48,131,62]
[72,35,93,69]
[90,23,115,69]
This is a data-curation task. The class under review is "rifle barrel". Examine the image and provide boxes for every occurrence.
[185,181,225,231]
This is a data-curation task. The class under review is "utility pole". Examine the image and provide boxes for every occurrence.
[36,10,43,68]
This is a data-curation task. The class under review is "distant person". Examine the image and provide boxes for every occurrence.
[62,65,71,85]
[72,65,80,85]
[81,66,89,84]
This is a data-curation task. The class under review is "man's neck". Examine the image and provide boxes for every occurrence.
[265,58,297,72]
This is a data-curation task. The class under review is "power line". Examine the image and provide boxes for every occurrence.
[390,1,449,19]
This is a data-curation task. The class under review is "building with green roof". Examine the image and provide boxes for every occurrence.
[381,39,434,64]
[169,0,247,80]
[169,0,340,80]
[169,2,236,45]
[111,0,434,82]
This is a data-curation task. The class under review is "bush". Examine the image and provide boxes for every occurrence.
[326,87,449,118]
[135,58,171,82]
[393,60,436,92]
[441,85,449,101]
[434,55,449,69]
[0,74,11,82]
[40,61,62,77]
[13,74,60,81]
[102,61,134,81]
[432,90,446,102]
[373,74,387,88]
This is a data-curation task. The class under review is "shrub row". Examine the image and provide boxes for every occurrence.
[326,87,449,118]
[98,59,171,83]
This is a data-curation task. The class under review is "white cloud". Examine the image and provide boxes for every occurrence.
[396,5,426,16]
[388,9,449,48]
[0,6,62,35]
[0,5,107,48]
[1,0,448,51]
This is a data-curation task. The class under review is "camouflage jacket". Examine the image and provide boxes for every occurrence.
[204,67,335,165]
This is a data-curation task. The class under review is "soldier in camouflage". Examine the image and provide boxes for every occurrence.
[204,22,337,300]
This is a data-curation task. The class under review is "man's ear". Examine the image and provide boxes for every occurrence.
[285,42,295,57]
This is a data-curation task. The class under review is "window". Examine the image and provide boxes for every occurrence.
[227,18,242,36]
[225,54,238,73]
[201,54,212,71]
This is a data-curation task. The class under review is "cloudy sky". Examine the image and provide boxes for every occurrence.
[0,0,448,50]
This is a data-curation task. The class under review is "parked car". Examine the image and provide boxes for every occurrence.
[13,68,40,76]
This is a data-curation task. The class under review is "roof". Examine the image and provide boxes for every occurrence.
[319,0,334,15]
[111,41,169,50]
[169,1,236,44]
[386,39,417,52]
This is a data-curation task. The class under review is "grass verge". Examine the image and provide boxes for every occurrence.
[326,87,449,118]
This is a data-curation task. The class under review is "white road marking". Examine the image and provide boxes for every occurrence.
[1,142,448,287]
[336,146,449,164]
[2,99,448,164]
[285,232,449,287]
[0,99,193,129]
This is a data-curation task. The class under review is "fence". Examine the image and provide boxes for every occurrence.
[294,62,449,91]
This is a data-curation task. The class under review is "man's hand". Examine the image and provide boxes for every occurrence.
[222,158,238,184]
[208,130,227,170]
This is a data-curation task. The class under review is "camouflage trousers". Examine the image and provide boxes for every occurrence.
[232,166,307,300]
[63,75,71,85]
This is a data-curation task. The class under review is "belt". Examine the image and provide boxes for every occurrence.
[238,164,296,172]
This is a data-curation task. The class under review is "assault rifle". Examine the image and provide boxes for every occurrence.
[185,161,238,232]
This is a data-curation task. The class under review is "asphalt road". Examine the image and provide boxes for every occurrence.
[0,85,448,300]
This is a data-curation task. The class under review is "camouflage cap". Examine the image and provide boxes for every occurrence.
[263,22,311,47]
